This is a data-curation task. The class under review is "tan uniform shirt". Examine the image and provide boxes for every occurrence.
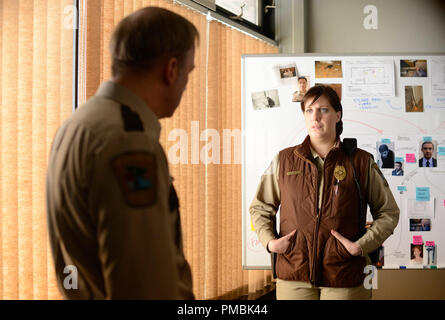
[250,143,400,261]
[46,81,194,299]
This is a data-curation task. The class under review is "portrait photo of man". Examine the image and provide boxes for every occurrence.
[392,161,404,176]
[419,141,437,167]
[292,76,309,102]
[376,142,395,169]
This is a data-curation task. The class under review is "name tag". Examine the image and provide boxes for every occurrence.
[287,170,302,176]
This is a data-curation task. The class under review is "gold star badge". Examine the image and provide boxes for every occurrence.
[334,165,346,181]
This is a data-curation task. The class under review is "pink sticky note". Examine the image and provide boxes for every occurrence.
[413,235,423,245]
[406,153,416,163]
[426,241,435,247]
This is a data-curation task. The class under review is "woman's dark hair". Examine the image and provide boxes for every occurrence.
[301,85,343,137]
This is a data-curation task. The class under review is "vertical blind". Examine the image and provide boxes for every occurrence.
[0,0,74,299]
[1,0,277,300]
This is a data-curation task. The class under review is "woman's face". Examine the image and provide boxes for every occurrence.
[303,95,341,141]
[413,247,421,258]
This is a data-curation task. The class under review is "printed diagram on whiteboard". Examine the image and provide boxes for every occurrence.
[350,67,387,85]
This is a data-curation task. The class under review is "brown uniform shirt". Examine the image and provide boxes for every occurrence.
[46,81,194,299]
[250,142,400,262]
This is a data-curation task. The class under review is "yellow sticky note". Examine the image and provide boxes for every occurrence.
[250,220,255,232]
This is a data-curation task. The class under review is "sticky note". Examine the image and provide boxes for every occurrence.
[423,136,433,142]
[413,235,423,245]
[438,146,445,156]
[397,186,407,192]
[416,187,430,201]
[381,138,391,144]
[250,221,255,232]
[395,157,404,163]
[406,154,416,163]
[426,241,435,247]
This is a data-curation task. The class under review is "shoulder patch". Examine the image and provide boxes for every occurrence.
[372,162,389,187]
[112,152,157,207]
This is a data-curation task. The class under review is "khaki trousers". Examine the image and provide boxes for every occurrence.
[276,279,372,300]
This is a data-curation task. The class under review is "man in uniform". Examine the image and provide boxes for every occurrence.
[46,7,198,299]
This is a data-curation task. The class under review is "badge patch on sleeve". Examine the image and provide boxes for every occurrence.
[112,152,157,207]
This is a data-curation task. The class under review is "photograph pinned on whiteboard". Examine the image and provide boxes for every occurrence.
[405,85,424,112]
[376,141,395,169]
[410,244,424,265]
[400,59,427,77]
[409,218,431,231]
[292,76,310,102]
[419,140,437,167]
[315,60,343,78]
[424,243,437,266]
[315,83,342,100]
[251,89,281,110]
[392,161,404,176]
[279,64,297,79]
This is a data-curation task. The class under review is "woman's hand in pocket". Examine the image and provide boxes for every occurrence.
[330,229,362,257]
[267,229,297,254]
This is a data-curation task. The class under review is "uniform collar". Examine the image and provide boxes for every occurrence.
[294,135,340,161]
[310,139,340,160]
[95,81,161,139]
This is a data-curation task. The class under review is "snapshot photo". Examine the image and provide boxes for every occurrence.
[424,244,437,266]
[292,76,310,102]
[410,219,431,231]
[279,65,297,79]
[376,141,395,169]
[315,83,342,100]
[405,85,424,112]
[251,89,281,110]
[392,161,404,176]
[400,59,427,77]
[315,60,343,78]
[418,140,437,167]
[410,244,424,265]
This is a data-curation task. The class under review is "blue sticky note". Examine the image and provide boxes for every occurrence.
[381,139,391,144]
[423,136,433,142]
[416,187,430,202]
[397,186,407,192]
[395,157,404,163]
[438,146,445,156]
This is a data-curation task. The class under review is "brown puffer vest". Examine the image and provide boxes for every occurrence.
[276,135,371,287]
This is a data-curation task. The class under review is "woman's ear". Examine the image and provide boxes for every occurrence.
[336,111,342,122]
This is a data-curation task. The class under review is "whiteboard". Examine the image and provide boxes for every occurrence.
[242,54,445,269]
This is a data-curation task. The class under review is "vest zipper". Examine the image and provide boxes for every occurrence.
[311,185,320,284]
[294,151,320,285]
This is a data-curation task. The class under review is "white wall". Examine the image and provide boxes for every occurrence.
[278,0,445,54]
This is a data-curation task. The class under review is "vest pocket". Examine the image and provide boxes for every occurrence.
[336,237,353,259]
[283,230,298,255]
[276,230,310,281]
[322,235,366,286]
